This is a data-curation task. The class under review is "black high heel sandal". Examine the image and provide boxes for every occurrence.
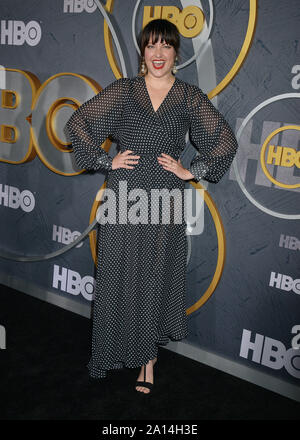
[135,362,154,394]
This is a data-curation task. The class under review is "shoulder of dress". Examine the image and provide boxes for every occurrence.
[185,81,205,95]
[115,77,135,93]
[111,77,132,86]
[183,81,208,107]
[132,75,143,81]
[174,78,205,97]
[95,77,131,97]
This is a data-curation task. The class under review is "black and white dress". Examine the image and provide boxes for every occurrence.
[66,75,238,379]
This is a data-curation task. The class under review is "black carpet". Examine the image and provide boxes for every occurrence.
[0,283,299,421]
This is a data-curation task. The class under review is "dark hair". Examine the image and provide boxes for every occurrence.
[137,19,180,76]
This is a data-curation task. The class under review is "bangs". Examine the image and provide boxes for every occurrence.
[144,26,175,46]
[138,19,180,55]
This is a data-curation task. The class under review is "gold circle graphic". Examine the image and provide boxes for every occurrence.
[260,125,300,189]
[103,0,257,99]
[208,0,257,99]
[30,72,113,176]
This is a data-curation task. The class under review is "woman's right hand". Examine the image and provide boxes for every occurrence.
[112,150,140,170]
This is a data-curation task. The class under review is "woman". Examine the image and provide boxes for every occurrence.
[66,19,238,395]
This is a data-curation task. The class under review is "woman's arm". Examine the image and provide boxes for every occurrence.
[65,78,128,171]
[187,84,238,184]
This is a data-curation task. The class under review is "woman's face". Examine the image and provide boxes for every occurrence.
[144,34,176,79]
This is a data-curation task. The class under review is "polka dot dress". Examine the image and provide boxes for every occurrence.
[66,75,238,379]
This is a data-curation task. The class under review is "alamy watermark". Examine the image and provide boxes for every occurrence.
[95,181,205,235]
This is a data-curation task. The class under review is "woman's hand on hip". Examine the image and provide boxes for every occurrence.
[112,150,140,170]
[157,153,194,180]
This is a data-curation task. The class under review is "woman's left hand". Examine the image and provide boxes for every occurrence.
[157,153,194,181]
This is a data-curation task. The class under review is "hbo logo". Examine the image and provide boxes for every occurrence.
[267,146,300,168]
[1,20,41,46]
[63,0,97,13]
[53,264,95,301]
[0,184,35,212]
[240,329,300,379]
[52,225,83,248]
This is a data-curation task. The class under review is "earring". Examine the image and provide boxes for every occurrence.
[141,58,146,75]
[172,56,178,75]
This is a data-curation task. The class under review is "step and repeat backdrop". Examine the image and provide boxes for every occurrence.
[0,0,299,399]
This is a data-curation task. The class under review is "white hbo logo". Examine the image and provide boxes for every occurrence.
[0,184,35,212]
[0,20,41,46]
[240,329,300,379]
[52,264,95,301]
[52,225,83,248]
[279,234,300,251]
[269,271,300,295]
[63,0,97,13]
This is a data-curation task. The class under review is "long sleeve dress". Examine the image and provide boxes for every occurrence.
[66,75,238,379]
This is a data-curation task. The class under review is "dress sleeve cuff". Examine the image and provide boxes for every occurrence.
[96,154,113,171]
[188,159,208,183]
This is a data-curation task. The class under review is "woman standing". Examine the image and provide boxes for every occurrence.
[66,19,238,394]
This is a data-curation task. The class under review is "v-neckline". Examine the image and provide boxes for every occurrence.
[141,75,177,115]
